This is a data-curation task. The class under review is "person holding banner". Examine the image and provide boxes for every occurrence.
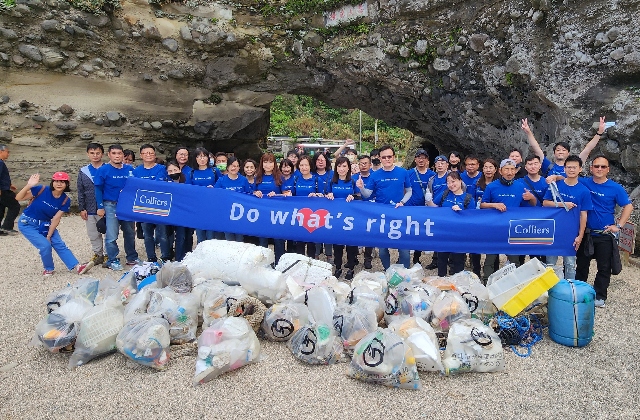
[354,154,376,269]
[243,159,257,187]
[357,145,412,270]
[480,158,536,281]
[313,152,334,263]
[254,153,287,264]
[292,155,321,258]
[214,157,252,242]
[174,146,192,176]
[575,155,633,308]
[426,171,474,277]
[189,147,221,243]
[407,149,435,266]
[470,158,500,277]
[165,160,190,261]
[279,159,296,195]
[325,156,359,280]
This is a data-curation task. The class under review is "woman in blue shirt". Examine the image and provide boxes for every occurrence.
[165,160,191,261]
[292,155,321,258]
[470,158,500,277]
[189,147,221,243]
[243,159,257,187]
[215,157,252,242]
[313,152,333,262]
[16,172,91,277]
[325,157,358,280]
[254,153,287,264]
[280,159,295,196]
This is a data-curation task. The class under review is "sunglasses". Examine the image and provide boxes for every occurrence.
[380,155,394,159]
[592,165,609,169]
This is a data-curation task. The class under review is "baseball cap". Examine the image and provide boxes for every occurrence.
[415,149,429,158]
[500,158,517,169]
[434,155,448,163]
[52,172,70,181]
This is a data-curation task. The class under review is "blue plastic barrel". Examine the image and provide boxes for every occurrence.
[548,279,595,347]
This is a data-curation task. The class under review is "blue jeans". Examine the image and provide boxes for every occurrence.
[225,232,244,242]
[546,255,576,280]
[379,248,410,270]
[142,223,170,261]
[174,226,190,261]
[259,237,285,264]
[104,201,138,264]
[18,216,78,271]
[195,229,216,244]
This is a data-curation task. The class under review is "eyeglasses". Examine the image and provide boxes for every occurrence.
[140,151,155,155]
[592,165,609,169]
[380,155,394,160]
[176,152,189,157]
[564,166,580,170]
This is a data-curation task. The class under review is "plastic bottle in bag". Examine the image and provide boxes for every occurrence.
[147,288,199,344]
[333,303,378,351]
[430,290,472,332]
[388,317,443,372]
[261,301,310,341]
[441,318,505,375]
[288,323,343,365]
[116,315,171,370]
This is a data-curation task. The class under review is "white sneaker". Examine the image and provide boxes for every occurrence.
[594,299,606,308]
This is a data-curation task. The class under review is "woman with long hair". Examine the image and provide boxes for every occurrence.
[189,147,221,243]
[254,153,287,264]
[215,157,252,242]
[472,158,500,277]
[312,152,333,262]
[291,155,321,258]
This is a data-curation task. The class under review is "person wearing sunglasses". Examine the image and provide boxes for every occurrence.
[575,155,632,308]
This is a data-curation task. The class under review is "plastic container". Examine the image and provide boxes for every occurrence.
[548,279,595,347]
[488,258,547,308]
[500,268,560,316]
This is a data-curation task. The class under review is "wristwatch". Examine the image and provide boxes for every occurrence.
[616,223,621,229]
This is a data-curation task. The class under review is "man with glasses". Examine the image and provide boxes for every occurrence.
[0,144,20,235]
[407,149,435,265]
[133,144,170,264]
[575,155,632,308]
[542,155,593,280]
[354,154,376,269]
[357,145,412,269]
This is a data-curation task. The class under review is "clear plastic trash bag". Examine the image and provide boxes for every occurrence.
[385,264,425,288]
[156,261,193,293]
[333,303,378,351]
[345,285,386,322]
[442,318,505,375]
[194,317,260,385]
[384,284,435,324]
[430,290,472,332]
[147,288,199,344]
[202,285,249,327]
[288,323,343,365]
[31,297,94,352]
[44,278,99,312]
[347,328,421,390]
[388,317,443,372]
[116,315,171,370]
[261,301,310,341]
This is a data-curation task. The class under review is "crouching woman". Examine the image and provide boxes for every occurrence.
[17,172,92,277]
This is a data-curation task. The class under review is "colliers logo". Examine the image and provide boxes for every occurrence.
[508,219,555,245]
[133,189,172,216]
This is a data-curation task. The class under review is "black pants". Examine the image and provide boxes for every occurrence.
[576,234,613,300]
[364,247,373,264]
[296,241,315,258]
[0,190,20,230]
[437,252,464,277]
[334,245,358,270]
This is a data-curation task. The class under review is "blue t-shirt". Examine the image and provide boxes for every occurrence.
[407,167,436,206]
[521,175,548,207]
[292,175,318,196]
[254,174,282,194]
[180,165,192,176]
[579,177,632,231]
[314,170,333,193]
[189,168,219,187]
[543,180,593,212]
[214,174,252,194]
[368,166,411,205]
[460,171,482,200]
[429,172,449,205]
[23,186,71,221]
[542,157,566,178]
[482,179,528,208]
[132,164,167,181]
[94,163,134,203]
[327,178,356,199]
[281,175,295,194]
[440,190,472,209]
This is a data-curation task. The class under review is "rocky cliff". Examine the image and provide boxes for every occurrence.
[1,0,639,188]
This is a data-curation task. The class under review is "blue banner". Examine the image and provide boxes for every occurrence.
[116,178,579,255]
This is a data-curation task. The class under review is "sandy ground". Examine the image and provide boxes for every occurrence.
[1,214,639,419]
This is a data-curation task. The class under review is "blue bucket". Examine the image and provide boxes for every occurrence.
[548,279,595,347]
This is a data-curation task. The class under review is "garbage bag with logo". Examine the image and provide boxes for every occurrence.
[384,284,436,324]
[333,303,378,352]
[194,317,260,385]
[202,284,249,327]
[385,264,425,288]
[388,317,443,372]
[347,328,421,390]
[346,285,386,322]
[147,288,199,344]
[31,297,94,352]
[442,318,505,375]
[116,315,170,370]
[262,301,310,341]
[430,290,472,332]
[288,323,343,365]
[68,295,124,368]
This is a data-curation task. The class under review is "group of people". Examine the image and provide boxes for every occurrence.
[1,115,631,307]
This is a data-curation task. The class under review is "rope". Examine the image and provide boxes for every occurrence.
[228,296,267,332]
[494,311,544,358]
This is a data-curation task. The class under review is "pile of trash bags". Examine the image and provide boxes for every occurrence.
[33,240,551,389]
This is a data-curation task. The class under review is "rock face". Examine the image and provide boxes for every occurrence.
[0,0,639,187]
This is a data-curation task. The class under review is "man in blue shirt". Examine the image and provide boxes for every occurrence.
[95,144,139,271]
[407,149,435,266]
[543,155,593,280]
[575,155,633,307]
[133,144,170,264]
[357,145,412,269]
[0,144,20,235]
[354,155,376,269]
[460,155,482,199]
[77,143,105,266]
[480,158,536,281]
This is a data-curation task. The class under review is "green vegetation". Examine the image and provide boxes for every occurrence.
[269,94,414,155]
[205,93,223,105]
[505,72,514,86]
[260,0,364,17]
[316,20,373,37]
[1,0,16,10]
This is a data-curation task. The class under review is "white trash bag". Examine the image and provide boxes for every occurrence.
[116,315,170,370]
[442,318,505,375]
[31,297,94,353]
[333,303,378,351]
[347,328,421,390]
[194,317,260,385]
[261,301,310,341]
[430,290,472,332]
[388,317,443,372]
[147,288,198,344]
[288,323,343,365]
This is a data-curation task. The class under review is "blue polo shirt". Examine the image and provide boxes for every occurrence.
[94,163,134,205]
[407,167,435,206]
[482,179,528,208]
[579,177,631,231]
[214,174,252,194]
[23,186,71,221]
[132,164,167,181]
[368,166,411,205]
